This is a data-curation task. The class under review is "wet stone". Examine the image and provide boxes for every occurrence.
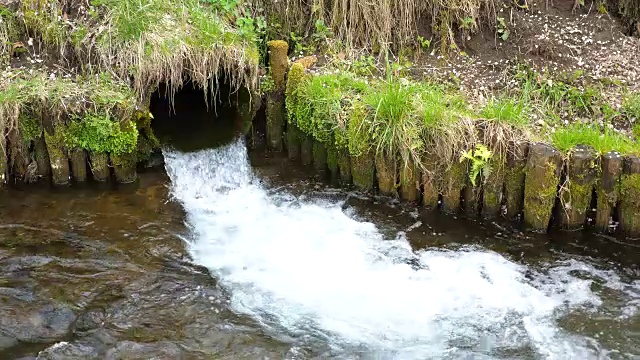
[105,341,183,360]
[36,342,100,360]
[34,136,51,179]
[89,152,110,182]
[312,140,328,178]
[351,152,375,192]
[286,124,302,160]
[0,303,76,344]
[69,149,88,183]
[337,151,352,185]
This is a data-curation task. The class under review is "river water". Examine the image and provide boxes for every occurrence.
[0,137,638,359]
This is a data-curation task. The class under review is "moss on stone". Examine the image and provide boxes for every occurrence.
[352,152,375,192]
[483,159,504,218]
[375,152,397,195]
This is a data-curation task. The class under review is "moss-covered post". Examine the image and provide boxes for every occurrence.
[326,144,339,184]
[441,161,466,213]
[558,145,597,230]
[595,151,622,233]
[34,135,51,179]
[110,152,137,184]
[462,163,478,217]
[400,159,419,202]
[266,40,289,152]
[375,152,397,196]
[523,143,563,232]
[286,124,302,160]
[421,158,439,209]
[504,141,528,220]
[482,158,505,219]
[44,130,70,186]
[8,129,30,181]
[89,152,110,182]
[619,155,640,237]
[300,134,313,165]
[352,152,375,192]
[312,139,328,178]
[337,150,352,185]
[69,149,88,182]
[0,138,7,186]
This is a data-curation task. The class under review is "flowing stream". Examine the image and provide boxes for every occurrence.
[0,136,637,359]
[163,138,639,359]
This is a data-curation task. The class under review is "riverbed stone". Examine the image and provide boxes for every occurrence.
[105,341,183,360]
[595,151,622,233]
[559,145,597,230]
[0,303,76,344]
[352,152,375,192]
[619,155,640,237]
[36,342,100,360]
[375,153,397,196]
[523,142,563,232]
[504,141,528,220]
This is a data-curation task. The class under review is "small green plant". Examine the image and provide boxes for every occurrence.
[480,97,530,127]
[459,17,476,32]
[496,17,510,41]
[417,35,431,49]
[460,144,493,186]
[623,93,640,120]
[311,19,332,42]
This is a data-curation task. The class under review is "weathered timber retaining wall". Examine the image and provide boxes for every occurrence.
[264,44,640,239]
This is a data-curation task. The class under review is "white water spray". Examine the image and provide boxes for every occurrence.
[164,138,631,359]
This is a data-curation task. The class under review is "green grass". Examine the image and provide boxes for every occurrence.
[0,70,141,155]
[480,97,530,128]
[623,93,640,121]
[21,0,260,96]
[550,124,640,155]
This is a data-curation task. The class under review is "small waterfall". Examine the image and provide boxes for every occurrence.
[164,138,625,359]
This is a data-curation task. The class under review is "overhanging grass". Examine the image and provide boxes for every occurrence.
[0,70,141,156]
[551,124,640,156]
[21,0,260,97]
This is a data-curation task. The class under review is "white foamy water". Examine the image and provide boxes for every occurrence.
[164,139,635,359]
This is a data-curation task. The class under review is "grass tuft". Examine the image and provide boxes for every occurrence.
[551,124,640,155]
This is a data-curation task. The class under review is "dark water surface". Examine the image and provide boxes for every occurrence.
[0,139,638,359]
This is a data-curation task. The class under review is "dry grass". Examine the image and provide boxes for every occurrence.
[21,0,260,100]
[259,0,497,52]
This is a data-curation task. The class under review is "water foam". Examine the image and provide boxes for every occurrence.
[164,139,627,359]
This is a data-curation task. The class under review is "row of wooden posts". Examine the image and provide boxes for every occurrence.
[259,40,640,238]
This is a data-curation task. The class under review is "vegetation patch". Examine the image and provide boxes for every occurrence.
[21,0,260,97]
[550,124,640,156]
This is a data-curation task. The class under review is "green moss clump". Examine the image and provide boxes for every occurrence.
[524,161,560,231]
[65,115,139,156]
[351,153,375,192]
[619,173,640,236]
